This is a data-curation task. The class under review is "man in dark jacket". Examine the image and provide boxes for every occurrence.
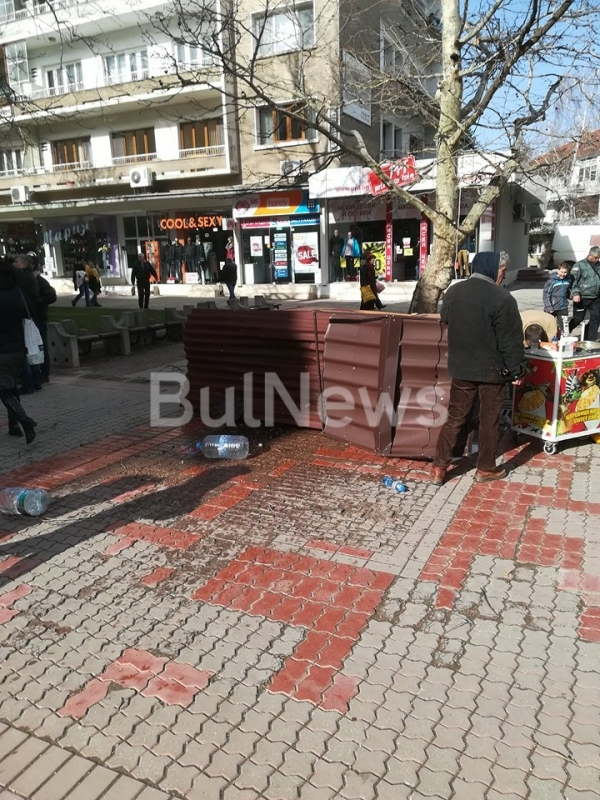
[131,253,158,309]
[15,253,56,383]
[568,246,600,340]
[221,259,238,301]
[431,252,527,486]
[329,229,344,281]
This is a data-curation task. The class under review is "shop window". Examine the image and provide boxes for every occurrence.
[253,4,314,57]
[179,118,224,155]
[45,61,83,96]
[104,49,149,85]
[257,102,316,146]
[0,148,23,175]
[51,137,91,170]
[111,128,156,164]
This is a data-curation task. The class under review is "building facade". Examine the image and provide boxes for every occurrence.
[0,0,437,286]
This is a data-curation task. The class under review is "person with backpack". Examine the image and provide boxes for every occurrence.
[131,253,158,309]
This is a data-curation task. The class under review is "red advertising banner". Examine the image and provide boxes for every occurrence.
[385,199,393,281]
[419,221,429,277]
[368,156,418,196]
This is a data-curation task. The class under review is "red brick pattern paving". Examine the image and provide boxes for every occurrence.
[192,546,394,710]
[109,522,199,551]
[141,567,174,587]
[0,583,32,624]
[58,648,213,718]
[187,479,260,521]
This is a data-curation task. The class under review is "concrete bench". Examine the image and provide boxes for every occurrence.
[232,296,281,311]
[164,308,186,341]
[48,318,130,368]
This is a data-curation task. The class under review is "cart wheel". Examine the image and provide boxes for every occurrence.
[543,442,557,455]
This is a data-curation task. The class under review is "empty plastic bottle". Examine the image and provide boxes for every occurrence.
[0,487,49,517]
[382,475,408,493]
[186,435,249,460]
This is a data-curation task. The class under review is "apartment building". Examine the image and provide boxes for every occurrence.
[0,0,436,286]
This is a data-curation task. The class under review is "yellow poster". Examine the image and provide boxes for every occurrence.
[363,241,385,276]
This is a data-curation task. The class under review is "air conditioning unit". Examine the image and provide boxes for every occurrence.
[514,202,526,221]
[10,185,30,204]
[129,166,154,188]
[280,159,302,177]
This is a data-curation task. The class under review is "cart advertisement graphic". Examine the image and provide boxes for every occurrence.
[513,352,600,452]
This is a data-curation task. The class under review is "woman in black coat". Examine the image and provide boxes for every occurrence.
[0,256,37,443]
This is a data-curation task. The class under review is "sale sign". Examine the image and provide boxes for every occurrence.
[367,156,418,196]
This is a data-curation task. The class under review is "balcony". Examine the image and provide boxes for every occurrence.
[179,145,225,159]
[112,153,158,166]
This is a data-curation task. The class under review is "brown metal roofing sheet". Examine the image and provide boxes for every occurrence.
[184,309,330,430]
[322,313,403,453]
[390,314,450,459]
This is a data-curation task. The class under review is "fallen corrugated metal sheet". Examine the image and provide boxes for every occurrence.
[390,315,450,459]
[184,309,330,430]
[184,307,451,458]
[322,313,403,454]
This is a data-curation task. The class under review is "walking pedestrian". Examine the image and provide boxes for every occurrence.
[568,246,600,340]
[0,256,37,443]
[71,259,90,307]
[15,252,56,385]
[430,251,527,486]
[131,253,158,310]
[85,261,102,307]
[221,258,238,301]
[14,252,43,393]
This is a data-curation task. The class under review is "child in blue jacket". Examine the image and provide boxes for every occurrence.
[543,262,572,332]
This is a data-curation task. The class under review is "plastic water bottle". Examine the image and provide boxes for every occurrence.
[186,435,249,460]
[0,487,49,517]
[382,475,408,493]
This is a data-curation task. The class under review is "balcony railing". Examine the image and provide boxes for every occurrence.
[29,81,84,100]
[112,153,158,166]
[49,160,92,172]
[179,145,225,158]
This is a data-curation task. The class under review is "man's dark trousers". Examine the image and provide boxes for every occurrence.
[569,296,600,341]
[434,379,506,471]
[137,282,150,309]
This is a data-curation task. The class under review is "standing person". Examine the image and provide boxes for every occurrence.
[430,252,526,486]
[0,256,37,443]
[131,252,158,310]
[329,228,344,282]
[15,253,56,385]
[71,259,90,306]
[344,226,361,280]
[568,246,600,340]
[84,261,102,307]
[543,261,572,333]
[221,258,238,301]
[14,253,43,393]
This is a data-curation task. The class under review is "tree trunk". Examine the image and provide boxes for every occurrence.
[410,0,462,314]
[409,223,456,313]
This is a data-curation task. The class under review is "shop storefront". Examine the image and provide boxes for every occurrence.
[42,217,119,279]
[123,212,231,284]
[0,221,43,261]
[233,190,320,284]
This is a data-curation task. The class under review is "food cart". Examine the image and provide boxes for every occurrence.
[512,339,600,455]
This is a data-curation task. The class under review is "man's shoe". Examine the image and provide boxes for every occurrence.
[430,465,446,486]
[474,467,507,482]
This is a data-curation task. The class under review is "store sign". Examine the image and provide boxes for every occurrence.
[329,198,386,223]
[233,190,318,218]
[240,216,319,230]
[385,200,393,281]
[273,232,289,280]
[368,157,418,196]
[43,222,89,244]
[159,215,223,231]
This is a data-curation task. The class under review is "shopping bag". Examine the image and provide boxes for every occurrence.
[360,285,377,303]
[376,281,385,293]
[23,319,44,365]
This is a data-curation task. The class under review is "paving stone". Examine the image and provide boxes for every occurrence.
[9,747,71,797]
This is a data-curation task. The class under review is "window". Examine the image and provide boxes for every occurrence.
[5,41,28,91]
[578,162,598,183]
[46,61,83,96]
[253,4,314,57]
[409,134,424,156]
[175,42,214,69]
[111,128,156,163]
[104,49,149,85]
[381,120,403,158]
[51,137,91,169]
[257,102,316,145]
[0,148,23,175]
[179,118,223,153]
